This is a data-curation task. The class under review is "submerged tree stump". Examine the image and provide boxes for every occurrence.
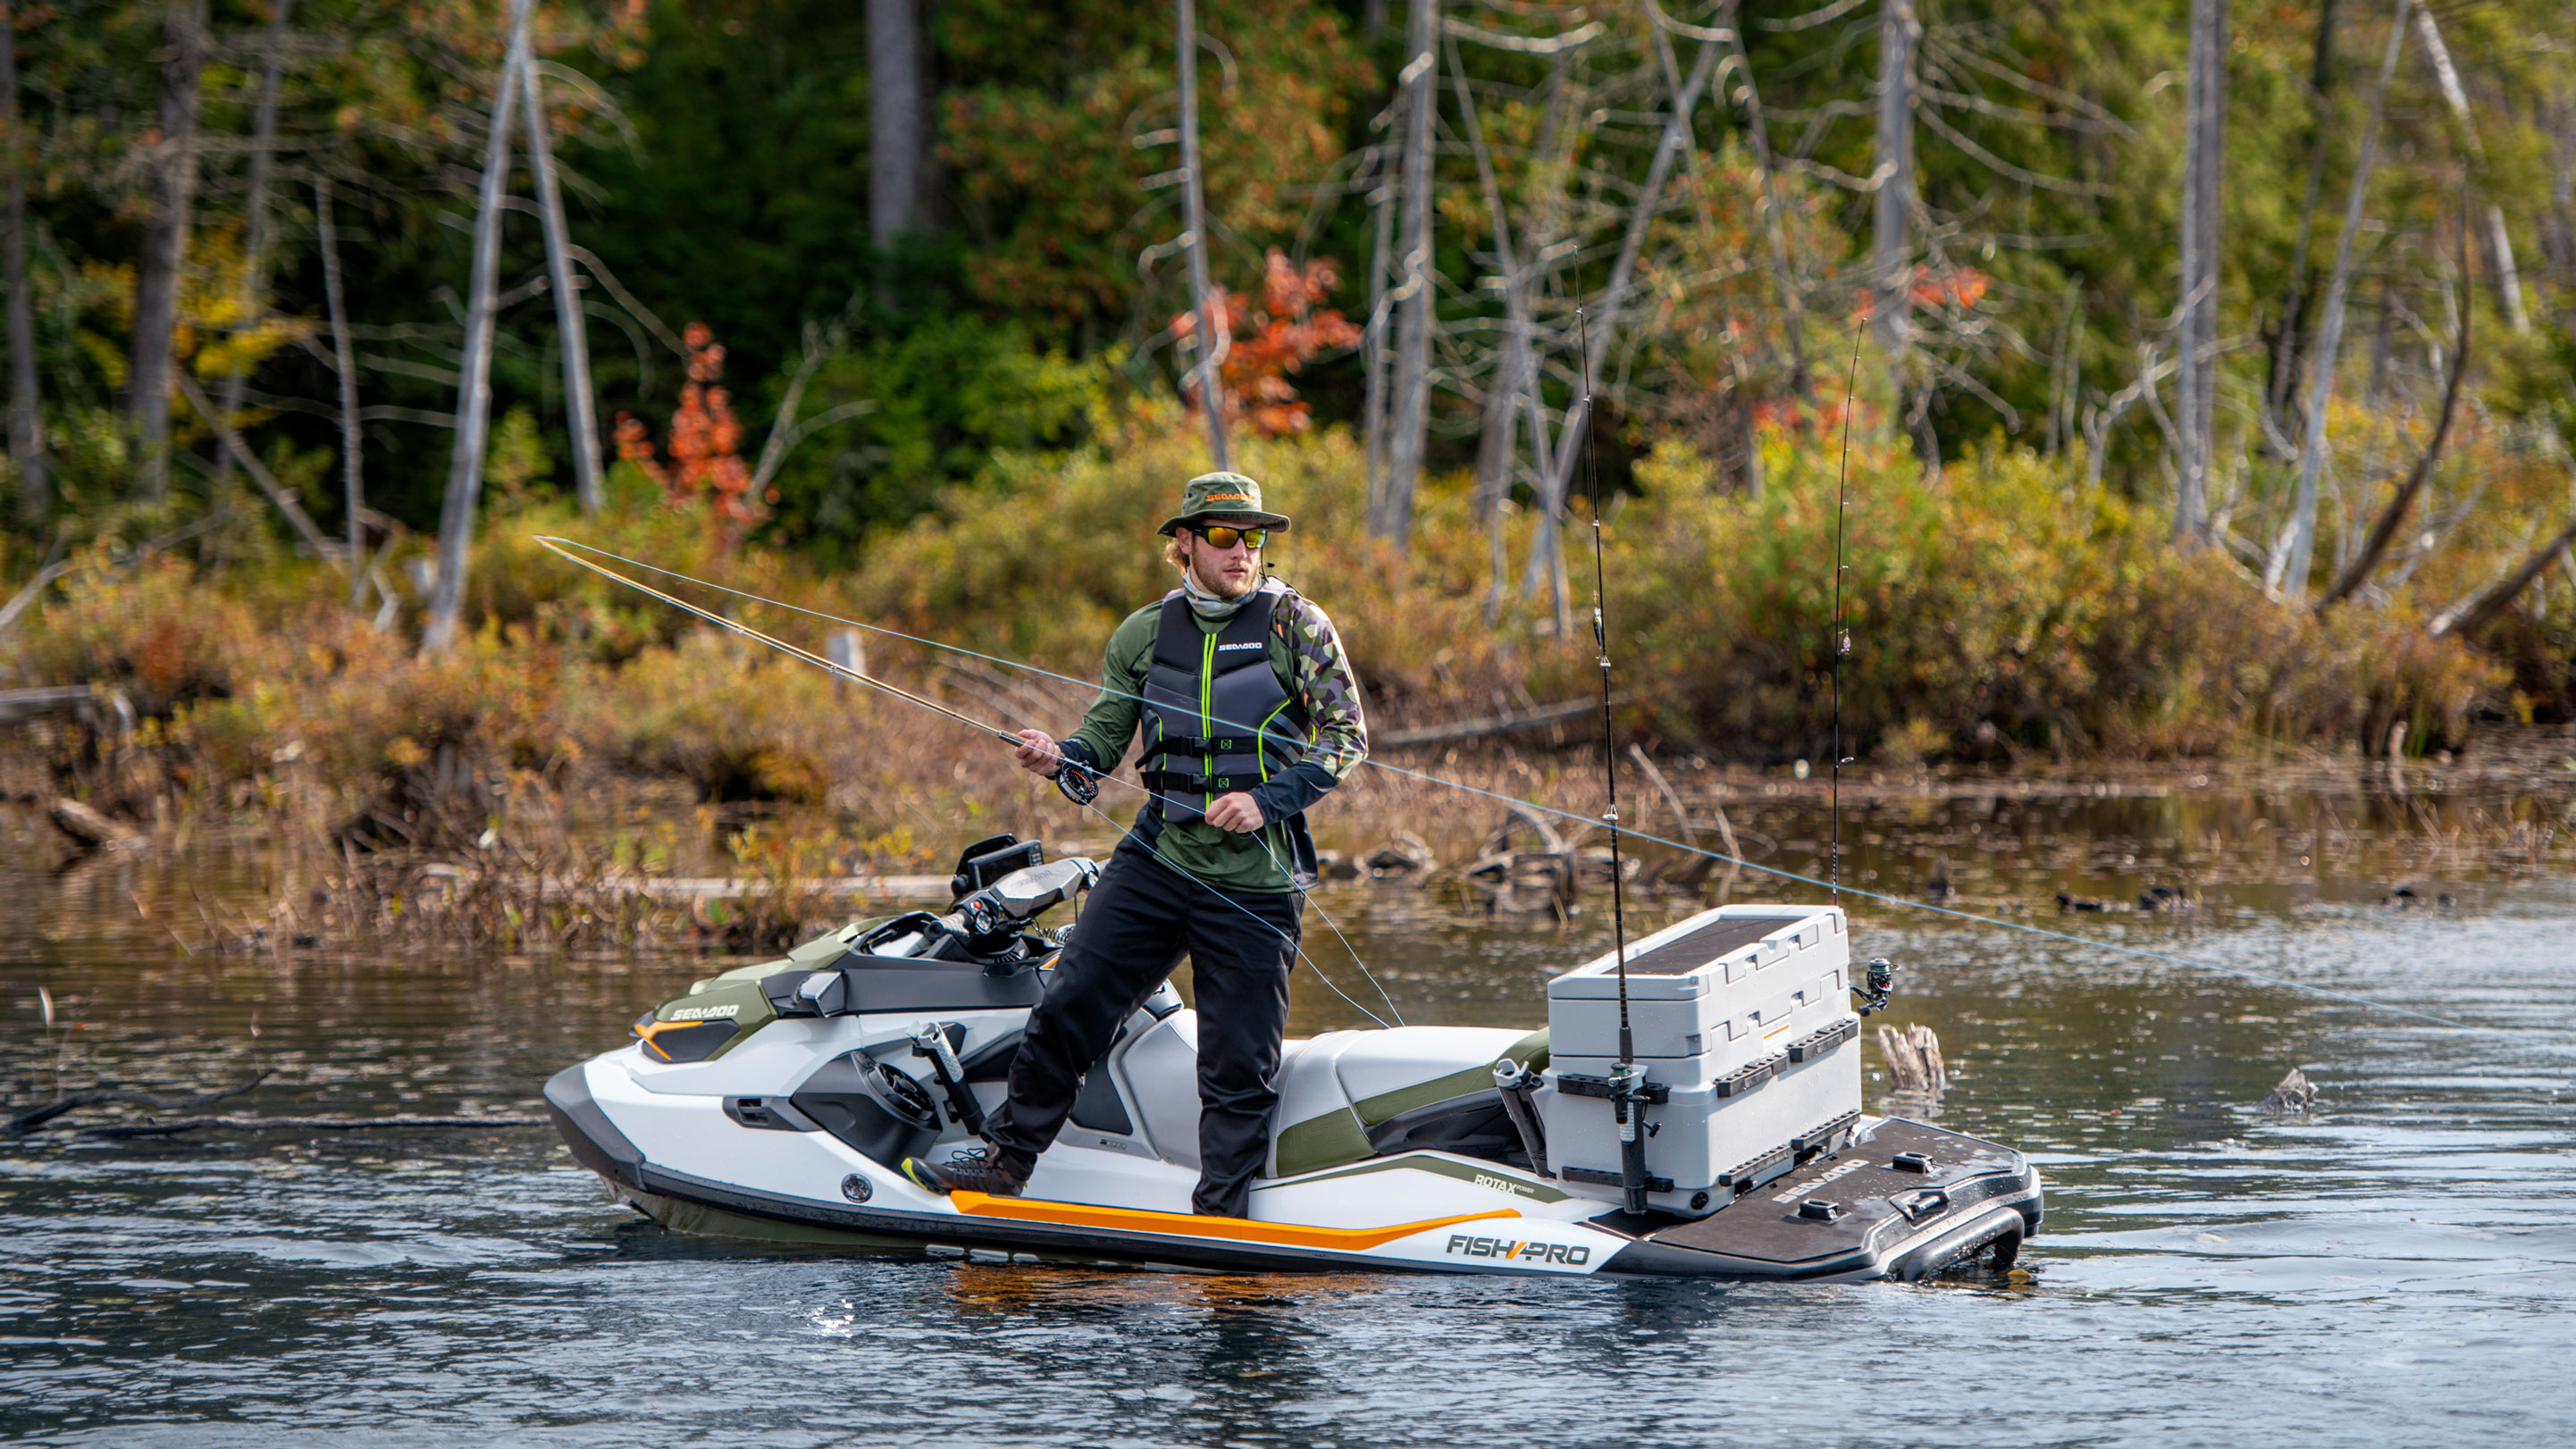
[2258,1068,2319,1116]
[1878,1024,1948,1098]
[46,799,147,853]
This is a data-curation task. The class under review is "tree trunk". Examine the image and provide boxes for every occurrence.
[2175,0,2228,550]
[2278,0,2412,604]
[2484,204,2529,333]
[2,0,44,523]
[2318,232,2468,611]
[866,0,920,306]
[2268,0,2338,439]
[1362,138,1394,516]
[421,0,533,655]
[1722,0,1808,399]
[1375,0,1438,546]
[1870,0,1918,356]
[1177,0,1230,473]
[128,1,207,501]
[212,0,293,494]
[2550,102,2575,331]
[2429,507,2576,640]
[1522,39,1718,593]
[1449,34,1522,528]
[517,54,602,514]
[316,180,365,608]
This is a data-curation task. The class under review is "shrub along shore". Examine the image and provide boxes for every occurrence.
[1,409,2564,918]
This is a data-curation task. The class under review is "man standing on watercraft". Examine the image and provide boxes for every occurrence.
[901,472,1369,1218]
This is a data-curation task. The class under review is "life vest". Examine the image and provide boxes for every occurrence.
[1137,587,1311,825]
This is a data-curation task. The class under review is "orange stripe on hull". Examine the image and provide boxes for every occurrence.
[950,1193,1520,1252]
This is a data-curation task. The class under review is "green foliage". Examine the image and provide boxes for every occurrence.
[484,407,556,508]
[765,319,1108,564]
[936,0,1372,336]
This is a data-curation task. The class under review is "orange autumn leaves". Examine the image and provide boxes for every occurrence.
[615,323,772,546]
[1171,249,1359,438]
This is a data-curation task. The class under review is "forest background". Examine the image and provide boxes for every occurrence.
[3,0,2576,875]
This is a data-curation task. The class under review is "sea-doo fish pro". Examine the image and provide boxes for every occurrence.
[546,834,2042,1279]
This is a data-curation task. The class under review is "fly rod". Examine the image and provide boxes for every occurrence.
[533,536,1022,749]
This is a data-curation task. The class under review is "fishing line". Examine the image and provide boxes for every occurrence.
[533,535,2478,1031]
[1063,792,1397,1031]
[533,535,1402,1030]
[1828,317,1864,901]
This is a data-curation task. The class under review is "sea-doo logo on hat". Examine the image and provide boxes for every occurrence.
[1207,490,1250,502]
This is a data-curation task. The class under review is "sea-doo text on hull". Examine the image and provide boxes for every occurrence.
[547,835,2041,1278]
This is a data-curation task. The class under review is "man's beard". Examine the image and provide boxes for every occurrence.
[1190,554,1257,599]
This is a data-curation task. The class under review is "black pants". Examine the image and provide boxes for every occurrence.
[982,841,1300,1218]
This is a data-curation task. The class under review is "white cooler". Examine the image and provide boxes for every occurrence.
[1539,904,1866,1213]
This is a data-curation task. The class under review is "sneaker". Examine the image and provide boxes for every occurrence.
[901,1144,1030,1197]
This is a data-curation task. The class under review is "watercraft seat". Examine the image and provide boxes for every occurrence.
[1268,1026,1548,1177]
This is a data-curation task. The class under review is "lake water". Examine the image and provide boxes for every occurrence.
[4,777,2573,1446]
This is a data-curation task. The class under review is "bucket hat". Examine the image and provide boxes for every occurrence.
[1156,471,1291,536]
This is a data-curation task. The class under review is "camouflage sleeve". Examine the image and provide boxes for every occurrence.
[1275,593,1368,782]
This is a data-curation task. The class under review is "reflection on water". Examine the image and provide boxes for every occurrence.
[3,781,2572,1445]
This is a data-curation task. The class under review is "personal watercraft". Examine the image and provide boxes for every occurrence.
[545,833,2042,1278]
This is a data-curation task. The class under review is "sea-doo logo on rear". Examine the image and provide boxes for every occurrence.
[1446,1234,1590,1266]
[1772,1159,1865,1202]
[665,1004,740,1021]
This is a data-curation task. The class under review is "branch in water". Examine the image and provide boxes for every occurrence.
[6,1070,274,1135]
[78,1113,550,1140]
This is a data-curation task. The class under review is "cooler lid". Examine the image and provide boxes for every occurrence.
[1548,905,1842,1000]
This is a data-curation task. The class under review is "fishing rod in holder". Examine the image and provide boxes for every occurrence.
[1830,320,1899,1019]
[1571,311,1652,1215]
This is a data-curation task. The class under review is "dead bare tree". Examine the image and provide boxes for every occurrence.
[129,0,208,501]
[1716,0,1810,400]
[1361,132,1395,523]
[2175,0,2227,549]
[2278,0,2413,603]
[315,180,365,607]
[1869,0,1918,358]
[2429,507,2576,640]
[211,0,294,498]
[2268,0,2341,442]
[175,370,338,565]
[1522,38,1718,606]
[1375,0,1439,545]
[517,50,603,514]
[868,0,924,306]
[1178,0,1231,473]
[1450,34,1523,534]
[2483,205,2529,332]
[423,0,535,655]
[2406,8,2529,339]
[2317,259,2467,611]
[2,0,42,522]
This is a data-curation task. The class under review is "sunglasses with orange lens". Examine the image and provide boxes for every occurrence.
[1193,524,1268,550]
